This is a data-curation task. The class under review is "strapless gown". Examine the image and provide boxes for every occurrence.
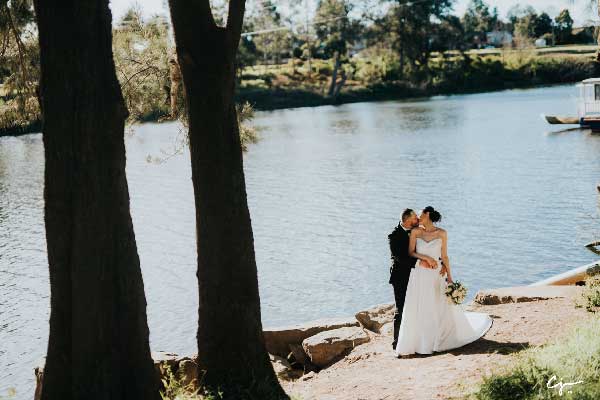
[395,237,493,356]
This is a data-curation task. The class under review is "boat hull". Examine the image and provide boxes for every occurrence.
[581,117,600,132]
[544,115,580,125]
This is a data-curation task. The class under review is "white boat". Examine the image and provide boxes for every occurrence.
[530,260,600,286]
[577,78,600,131]
[544,78,600,132]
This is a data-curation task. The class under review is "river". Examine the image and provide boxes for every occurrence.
[1,84,599,397]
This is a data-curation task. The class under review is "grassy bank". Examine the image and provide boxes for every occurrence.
[472,278,600,400]
[473,316,600,400]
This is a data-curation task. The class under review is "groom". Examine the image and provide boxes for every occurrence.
[388,208,429,350]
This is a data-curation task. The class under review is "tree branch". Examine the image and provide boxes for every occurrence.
[226,0,246,46]
[168,0,216,47]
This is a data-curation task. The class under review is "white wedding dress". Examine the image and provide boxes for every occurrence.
[395,237,493,356]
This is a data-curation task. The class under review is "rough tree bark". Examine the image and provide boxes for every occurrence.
[33,1,160,399]
[167,1,288,398]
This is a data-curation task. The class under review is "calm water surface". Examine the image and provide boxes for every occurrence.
[1,85,599,397]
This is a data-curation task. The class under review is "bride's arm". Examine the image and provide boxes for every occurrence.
[409,229,437,267]
[441,230,453,282]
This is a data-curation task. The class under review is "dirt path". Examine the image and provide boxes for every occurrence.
[281,291,588,400]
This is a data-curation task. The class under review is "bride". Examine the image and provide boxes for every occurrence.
[395,206,493,356]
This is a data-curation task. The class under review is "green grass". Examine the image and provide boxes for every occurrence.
[472,314,600,400]
[462,44,597,58]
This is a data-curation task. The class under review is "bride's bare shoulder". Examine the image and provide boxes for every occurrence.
[437,228,447,237]
[411,227,425,235]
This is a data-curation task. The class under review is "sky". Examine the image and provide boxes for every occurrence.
[109,0,598,27]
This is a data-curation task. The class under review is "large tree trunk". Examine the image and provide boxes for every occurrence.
[167,1,288,398]
[33,1,160,399]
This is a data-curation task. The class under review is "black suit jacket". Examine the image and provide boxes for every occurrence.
[388,225,418,285]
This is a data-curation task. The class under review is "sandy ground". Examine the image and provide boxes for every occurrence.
[281,290,589,400]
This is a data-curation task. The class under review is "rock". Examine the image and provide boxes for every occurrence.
[264,317,360,357]
[270,354,302,381]
[355,303,395,333]
[302,326,370,368]
[474,286,583,305]
[301,371,317,381]
[152,351,180,376]
[33,352,201,398]
[289,343,310,366]
[289,343,319,372]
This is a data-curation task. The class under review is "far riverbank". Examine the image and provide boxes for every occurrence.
[1,56,598,137]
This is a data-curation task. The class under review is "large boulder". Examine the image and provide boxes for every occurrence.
[474,286,583,305]
[355,303,395,333]
[302,326,370,368]
[264,317,360,358]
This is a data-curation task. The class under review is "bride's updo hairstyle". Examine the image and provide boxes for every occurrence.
[423,206,442,223]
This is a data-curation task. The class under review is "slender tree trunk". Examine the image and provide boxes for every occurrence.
[328,51,340,97]
[33,1,160,399]
[167,1,288,398]
[169,55,182,118]
[333,68,346,98]
[399,46,405,78]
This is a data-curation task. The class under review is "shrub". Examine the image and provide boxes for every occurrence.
[576,274,600,313]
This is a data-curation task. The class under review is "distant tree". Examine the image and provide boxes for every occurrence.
[462,0,497,47]
[379,0,453,78]
[112,8,171,122]
[514,11,537,40]
[237,35,259,76]
[533,12,553,38]
[554,9,573,45]
[431,15,465,52]
[0,0,39,130]
[167,0,289,397]
[506,4,535,32]
[247,1,291,65]
[32,0,160,398]
[314,0,360,97]
[595,0,600,60]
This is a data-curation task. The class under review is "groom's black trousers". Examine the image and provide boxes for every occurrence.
[391,274,410,349]
[388,224,417,349]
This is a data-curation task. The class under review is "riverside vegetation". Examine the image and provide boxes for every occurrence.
[472,274,600,400]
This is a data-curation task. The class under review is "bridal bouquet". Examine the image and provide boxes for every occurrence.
[446,281,467,305]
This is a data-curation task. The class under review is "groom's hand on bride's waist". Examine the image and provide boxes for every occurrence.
[419,259,437,269]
